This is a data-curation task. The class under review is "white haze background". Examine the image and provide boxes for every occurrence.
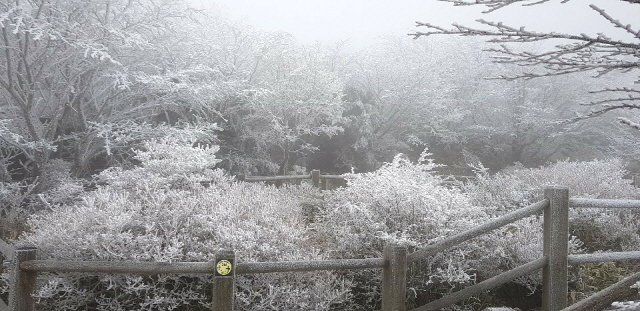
[195,0,640,49]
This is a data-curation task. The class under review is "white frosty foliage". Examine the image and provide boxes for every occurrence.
[318,150,489,289]
[466,159,640,291]
[16,140,349,310]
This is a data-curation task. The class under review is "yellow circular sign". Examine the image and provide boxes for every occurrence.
[216,259,233,276]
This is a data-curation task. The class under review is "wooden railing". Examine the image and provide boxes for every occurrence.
[407,187,640,311]
[4,244,391,311]
[2,186,640,311]
[236,169,344,190]
[236,170,475,190]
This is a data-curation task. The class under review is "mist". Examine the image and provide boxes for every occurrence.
[1,1,639,310]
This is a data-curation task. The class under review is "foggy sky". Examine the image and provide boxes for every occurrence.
[193,0,640,49]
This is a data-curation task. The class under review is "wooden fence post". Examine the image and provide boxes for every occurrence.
[542,186,569,311]
[212,250,235,311]
[382,245,407,311]
[235,174,245,182]
[311,170,320,189]
[9,244,38,311]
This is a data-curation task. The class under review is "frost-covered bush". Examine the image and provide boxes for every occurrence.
[0,158,84,241]
[466,159,640,210]
[608,300,640,311]
[17,139,349,310]
[0,181,33,239]
[316,151,491,309]
[320,152,487,253]
[466,159,640,251]
[97,138,223,190]
[465,159,640,295]
[37,159,85,208]
[475,217,584,294]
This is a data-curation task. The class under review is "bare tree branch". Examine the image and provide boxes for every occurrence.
[412,19,640,49]
[412,0,640,129]
[436,0,569,13]
[590,87,640,95]
[589,5,640,40]
[569,103,640,122]
[618,116,640,129]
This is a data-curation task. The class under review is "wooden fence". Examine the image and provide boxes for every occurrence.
[2,186,640,311]
[236,169,345,190]
[236,170,476,190]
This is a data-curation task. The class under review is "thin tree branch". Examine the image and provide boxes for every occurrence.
[567,103,640,123]
[436,0,564,13]
[1,27,13,90]
[588,5,640,40]
[590,87,640,94]
[413,19,640,49]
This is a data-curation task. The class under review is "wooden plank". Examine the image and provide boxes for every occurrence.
[407,199,548,263]
[236,258,385,274]
[382,245,407,311]
[244,175,310,182]
[311,170,320,188]
[569,198,640,209]
[411,257,548,311]
[560,270,640,311]
[235,174,245,182]
[568,251,640,265]
[21,258,385,275]
[9,245,37,311]
[542,186,569,311]
[212,250,235,311]
[21,260,215,274]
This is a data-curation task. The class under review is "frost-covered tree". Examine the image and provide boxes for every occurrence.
[459,69,632,169]
[342,36,618,172]
[0,0,199,177]
[343,37,467,171]
[240,42,347,175]
[411,0,640,130]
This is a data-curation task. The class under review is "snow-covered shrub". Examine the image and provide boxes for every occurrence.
[0,181,34,239]
[320,152,487,253]
[315,151,491,309]
[475,217,584,294]
[17,139,349,310]
[466,159,640,210]
[1,159,82,258]
[37,159,85,208]
[465,159,640,294]
[466,159,640,250]
[607,300,640,311]
[97,138,224,190]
